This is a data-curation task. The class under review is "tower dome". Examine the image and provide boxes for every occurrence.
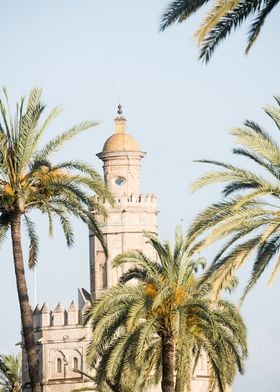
[102,132,139,153]
[97,104,145,197]
[102,105,140,153]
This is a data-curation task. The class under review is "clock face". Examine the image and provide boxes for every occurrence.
[115,177,126,186]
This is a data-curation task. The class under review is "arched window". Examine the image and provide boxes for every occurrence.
[97,250,106,289]
[73,357,78,369]
[198,354,206,373]
[57,358,62,373]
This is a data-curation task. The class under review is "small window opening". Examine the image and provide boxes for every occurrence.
[57,358,62,373]
[73,357,78,369]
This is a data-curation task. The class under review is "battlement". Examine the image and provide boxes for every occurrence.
[32,289,91,329]
[93,193,157,206]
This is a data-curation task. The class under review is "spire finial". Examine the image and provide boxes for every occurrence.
[114,104,126,134]
[117,104,123,117]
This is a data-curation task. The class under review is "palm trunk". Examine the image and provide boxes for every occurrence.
[10,213,40,392]
[161,329,175,392]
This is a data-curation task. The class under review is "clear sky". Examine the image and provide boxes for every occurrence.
[0,1,280,391]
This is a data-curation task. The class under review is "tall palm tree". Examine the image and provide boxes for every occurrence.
[160,0,279,62]
[188,96,280,301]
[85,228,247,392]
[0,354,21,392]
[0,88,113,392]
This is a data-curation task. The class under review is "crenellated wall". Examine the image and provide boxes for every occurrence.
[92,193,157,206]
[22,290,94,392]
[32,301,83,329]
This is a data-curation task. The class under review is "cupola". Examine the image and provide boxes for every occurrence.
[102,104,140,153]
[97,105,145,196]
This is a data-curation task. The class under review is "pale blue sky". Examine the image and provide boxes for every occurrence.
[0,1,280,391]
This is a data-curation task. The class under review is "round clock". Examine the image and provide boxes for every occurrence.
[115,177,126,186]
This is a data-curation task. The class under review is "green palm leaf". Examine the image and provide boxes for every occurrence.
[160,0,279,61]
[0,354,21,392]
[160,0,209,31]
[0,88,112,391]
[246,0,279,53]
[86,228,247,391]
[190,97,280,298]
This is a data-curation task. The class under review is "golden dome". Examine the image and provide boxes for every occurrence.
[102,107,140,153]
[103,132,139,153]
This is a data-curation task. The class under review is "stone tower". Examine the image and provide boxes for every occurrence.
[89,105,158,299]
[22,106,229,392]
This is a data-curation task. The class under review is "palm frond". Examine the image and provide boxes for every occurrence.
[264,100,280,131]
[52,207,74,247]
[268,253,280,286]
[119,267,148,283]
[113,250,160,278]
[37,121,98,160]
[0,354,21,392]
[0,224,9,245]
[187,199,266,250]
[205,236,261,299]
[231,122,280,165]
[195,0,240,43]
[191,96,280,300]
[233,147,280,180]
[23,215,39,268]
[160,0,209,31]
[191,166,265,193]
[246,0,279,53]
[33,106,63,145]
[199,0,261,62]
[0,88,14,144]
[241,234,280,300]
[16,88,43,174]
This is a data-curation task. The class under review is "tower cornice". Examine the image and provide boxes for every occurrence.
[97,150,146,161]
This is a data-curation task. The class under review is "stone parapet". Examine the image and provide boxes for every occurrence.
[92,193,158,207]
[31,289,90,329]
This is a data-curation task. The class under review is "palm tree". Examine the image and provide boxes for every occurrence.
[0,88,113,392]
[160,0,279,62]
[0,354,21,392]
[188,96,280,301]
[85,228,247,392]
